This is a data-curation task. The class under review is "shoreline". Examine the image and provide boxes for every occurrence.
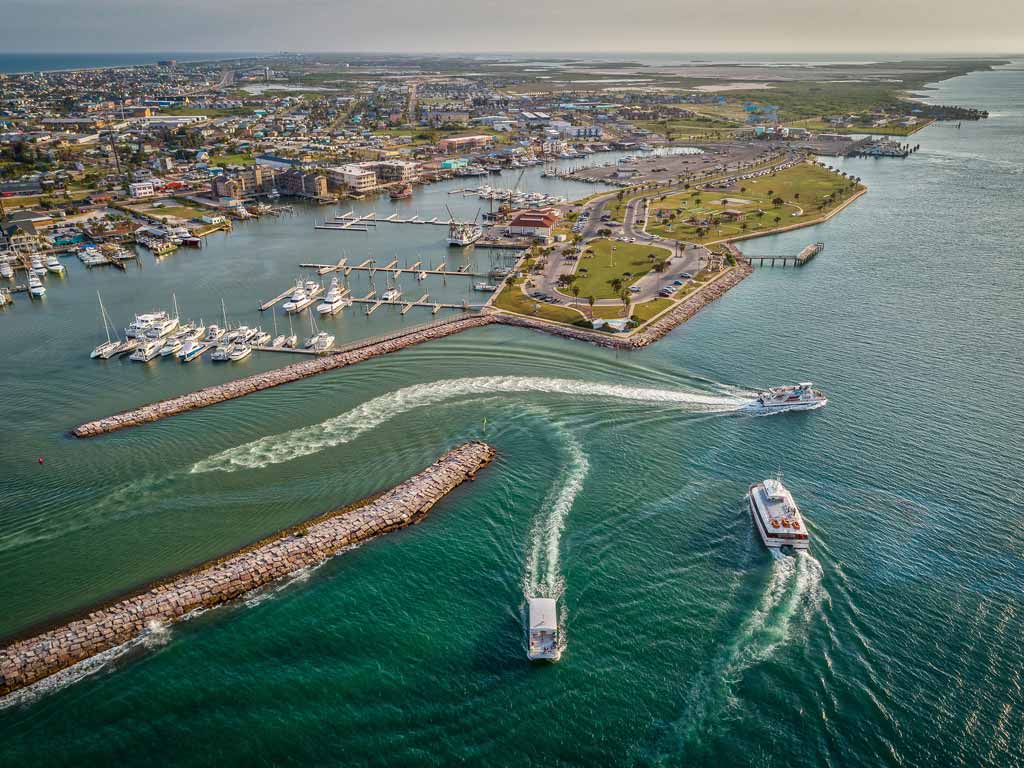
[0,441,496,697]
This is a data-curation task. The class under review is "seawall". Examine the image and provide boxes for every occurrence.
[73,313,493,437]
[0,441,496,697]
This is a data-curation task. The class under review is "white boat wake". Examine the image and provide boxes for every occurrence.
[190,376,746,474]
[657,551,826,754]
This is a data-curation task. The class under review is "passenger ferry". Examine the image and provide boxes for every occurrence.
[747,478,810,551]
[527,598,560,661]
[745,382,827,413]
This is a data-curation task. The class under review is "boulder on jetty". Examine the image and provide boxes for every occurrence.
[0,442,495,698]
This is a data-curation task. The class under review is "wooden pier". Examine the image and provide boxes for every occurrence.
[300,261,488,278]
[352,297,481,314]
[316,211,479,231]
[734,242,824,267]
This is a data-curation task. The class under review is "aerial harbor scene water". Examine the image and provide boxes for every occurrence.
[0,6,1022,764]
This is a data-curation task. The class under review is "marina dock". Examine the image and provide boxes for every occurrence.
[0,442,496,698]
[299,261,489,278]
[732,242,824,267]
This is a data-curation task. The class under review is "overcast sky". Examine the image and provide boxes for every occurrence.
[1,0,1021,54]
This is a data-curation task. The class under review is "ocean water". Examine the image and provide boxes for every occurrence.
[0,53,261,74]
[1,64,1022,766]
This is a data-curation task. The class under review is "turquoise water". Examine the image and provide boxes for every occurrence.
[1,64,1023,766]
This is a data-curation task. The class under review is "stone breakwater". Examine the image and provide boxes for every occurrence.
[492,264,754,349]
[0,442,495,698]
[72,314,494,437]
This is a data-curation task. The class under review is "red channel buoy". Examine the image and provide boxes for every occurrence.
[38,456,44,465]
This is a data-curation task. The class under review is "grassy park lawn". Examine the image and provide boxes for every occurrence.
[646,163,862,244]
[494,279,584,324]
[571,239,672,299]
[210,153,255,166]
[630,298,673,324]
[142,199,206,221]
[789,118,929,136]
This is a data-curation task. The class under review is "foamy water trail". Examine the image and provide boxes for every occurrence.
[191,376,745,474]
[658,551,826,754]
[523,429,589,602]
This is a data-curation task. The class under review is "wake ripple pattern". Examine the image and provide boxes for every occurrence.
[191,376,746,474]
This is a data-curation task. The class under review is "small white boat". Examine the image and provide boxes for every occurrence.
[204,324,225,342]
[473,282,498,292]
[417,270,427,281]
[92,293,122,358]
[304,312,334,351]
[177,339,205,362]
[252,330,272,345]
[271,334,286,347]
[748,478,810,551]
[161,338,183,356]
[210,342,234,362]
[28,275,46,297]
[228,343,252,362]
[381,287,402,302]
[45,256,65,275]
[129,338,162,362]
[0,262,13,279]
[527,598,560,661]
[283,334,298,348]
[745,382,827,413]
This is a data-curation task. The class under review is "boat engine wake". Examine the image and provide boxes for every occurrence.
[651,551,826,756]
[521,426,588,659]
[190,376,746,474]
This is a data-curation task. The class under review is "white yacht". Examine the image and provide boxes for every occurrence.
[210,342,234,362]
[317,277,350,315]
[381,287,402,302]
[28,275,46,297]
[748,478,810,551]
[0,261,13,280]
[177,339,205,363]
[527,598,560,661]
[31,256,47,277]
[745,382,827,413]
[161,337,183,356]
[252,329,272,345]
[125,311,168,339]
[304,313,334,351]
[204,324,225,342]
[473,282,498,292]
[129,337,163,362]
[144,315,179,339]
[45,256,65,275]
[229,343,253,362]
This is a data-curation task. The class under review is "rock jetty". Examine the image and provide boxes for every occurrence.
[73,313,493,437]
[0,442,495,698]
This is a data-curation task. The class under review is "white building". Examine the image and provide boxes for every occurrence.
[128,181,155,198]
[328,164,377,193]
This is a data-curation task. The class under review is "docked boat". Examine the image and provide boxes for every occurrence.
[447,221,483,246]
[125,311,168,339]
[129,337,162,362]
[304,313,334,351]
[473,282,498,292]
[204,324,225,342]
[210,342,234,362]
[527,598,560,661]
[381,287,402,302]
[160,337,183,356]
[145,316,179,339]
[177,339,205,363]
[317,277,350,315]
[747,478,810,551]
[228,343,253,362]
[252,329,272,345]
[91,293,122,359]
[28,275,46,298]
[0,261,13,279]
[390,184,413,200]
[417,270,427,281]
[45,256,65,275]
[745,382,827,413]
[283,281,320,313]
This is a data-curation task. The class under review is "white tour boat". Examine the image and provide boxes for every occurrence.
[746,382,827,413]
[748,478,810,551]
[527,598,560,661]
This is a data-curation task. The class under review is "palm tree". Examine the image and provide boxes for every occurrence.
[571,284,580,307]
[609,277,623,295]
[773,215,781,225]
[620,289,631,318]
[587,295,595,317]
